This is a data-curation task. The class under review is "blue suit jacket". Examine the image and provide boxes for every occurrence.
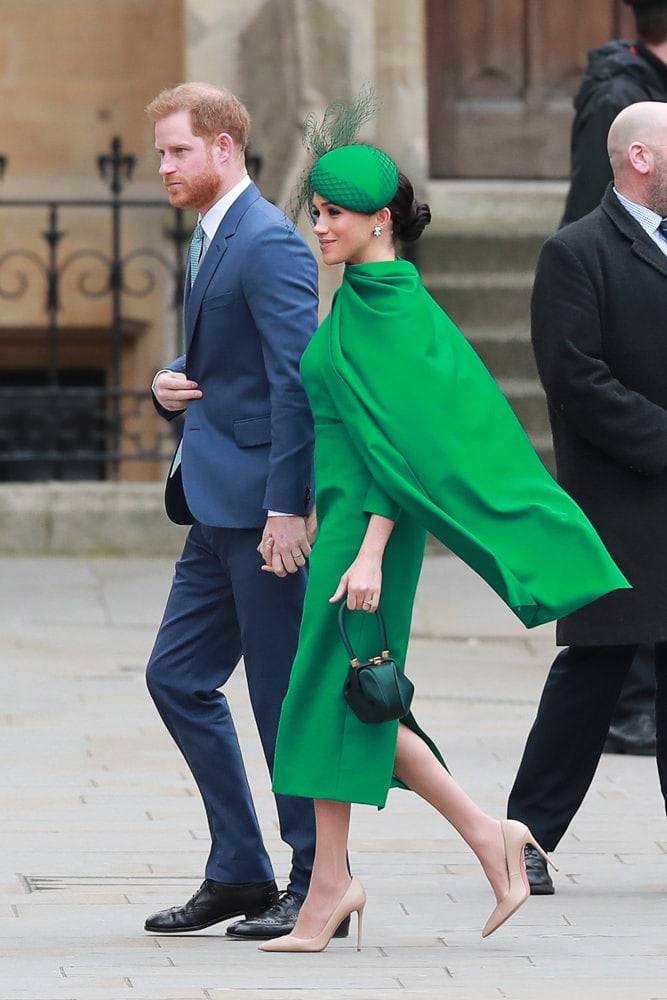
[158,183,318,527]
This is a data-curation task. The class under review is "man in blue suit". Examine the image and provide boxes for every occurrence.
[143,82,322,940]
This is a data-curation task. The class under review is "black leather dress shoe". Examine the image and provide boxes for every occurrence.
[225,889,350,940]
[144,878,278,933]
[603,713,656,756]
[524,844,554,895]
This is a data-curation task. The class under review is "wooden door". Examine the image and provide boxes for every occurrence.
[427,0,635,178]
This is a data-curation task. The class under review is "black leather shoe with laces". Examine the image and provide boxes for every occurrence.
[225,889,350,940]
[144,878,278,933]
[524,844,555,895]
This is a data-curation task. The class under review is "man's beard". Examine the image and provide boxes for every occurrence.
[646,166,667,219]
[167,165,221,210]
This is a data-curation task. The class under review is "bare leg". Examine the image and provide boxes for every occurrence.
[290,798,352,938]
[394,723,509,902]
[290,724,510,941]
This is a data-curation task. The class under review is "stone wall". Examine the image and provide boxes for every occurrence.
[0,482,185,555]
[0,0,183,198]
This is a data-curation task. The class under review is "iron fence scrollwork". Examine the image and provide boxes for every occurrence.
[0,136,191,481]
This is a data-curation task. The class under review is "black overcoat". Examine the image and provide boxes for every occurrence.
[532,186,667,644]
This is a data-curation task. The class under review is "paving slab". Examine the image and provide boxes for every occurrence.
[0,554,665,999]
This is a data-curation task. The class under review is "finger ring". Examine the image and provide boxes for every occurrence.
[363,601,371,607]
[291,550,302,558]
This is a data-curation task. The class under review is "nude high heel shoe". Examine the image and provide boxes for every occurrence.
[481,819,557,938]
[258,877,366,953]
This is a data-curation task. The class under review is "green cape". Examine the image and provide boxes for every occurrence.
[321,260,628,628]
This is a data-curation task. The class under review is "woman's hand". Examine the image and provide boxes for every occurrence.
[329,551,382,611]
[329,514,394,611]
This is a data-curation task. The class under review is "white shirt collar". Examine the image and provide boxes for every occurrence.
[199,174,252,242]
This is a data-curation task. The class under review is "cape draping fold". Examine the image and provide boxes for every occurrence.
[322,260,629,628]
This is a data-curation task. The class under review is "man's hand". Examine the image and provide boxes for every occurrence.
[153,370,202,412]
[258,515,311,577]
[305,505,318,546]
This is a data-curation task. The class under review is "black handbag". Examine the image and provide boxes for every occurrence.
[338,604,414,723]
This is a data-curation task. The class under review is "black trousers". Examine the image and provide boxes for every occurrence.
[611,645,656,723]
[507,642,667,851]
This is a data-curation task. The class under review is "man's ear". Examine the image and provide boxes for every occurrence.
[628,140,651,175]
[214,132,234,163]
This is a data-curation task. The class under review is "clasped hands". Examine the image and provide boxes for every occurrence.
[258,514,313,577]
[153,374,380,608]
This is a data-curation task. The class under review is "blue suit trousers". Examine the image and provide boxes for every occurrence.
[146,522,315,894]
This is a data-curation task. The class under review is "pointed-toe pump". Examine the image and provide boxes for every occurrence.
[482,819,557,938]
[258,877,366,953]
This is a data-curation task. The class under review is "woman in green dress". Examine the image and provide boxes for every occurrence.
[258,144,628,953]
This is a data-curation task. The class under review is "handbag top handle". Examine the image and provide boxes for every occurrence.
[337,603,389,666]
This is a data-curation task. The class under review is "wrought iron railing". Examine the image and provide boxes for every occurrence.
[0,137,191,481]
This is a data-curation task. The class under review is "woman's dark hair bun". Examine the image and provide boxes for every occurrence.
[389,173,431,244]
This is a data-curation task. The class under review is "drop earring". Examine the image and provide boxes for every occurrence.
[373,226,382,237]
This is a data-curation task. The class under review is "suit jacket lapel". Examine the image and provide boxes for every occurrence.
[184,183,262,344]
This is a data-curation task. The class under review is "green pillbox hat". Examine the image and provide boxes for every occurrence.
[310,144,399,213]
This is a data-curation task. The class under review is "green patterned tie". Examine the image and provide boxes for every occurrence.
[189,223,204,286]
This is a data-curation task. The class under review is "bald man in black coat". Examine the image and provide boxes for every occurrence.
[508,101,667,891]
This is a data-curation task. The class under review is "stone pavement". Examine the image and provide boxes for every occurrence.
[0,552,665,1000]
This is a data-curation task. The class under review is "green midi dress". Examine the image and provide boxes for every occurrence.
[273,309,433,807]
[272,260,628,808]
